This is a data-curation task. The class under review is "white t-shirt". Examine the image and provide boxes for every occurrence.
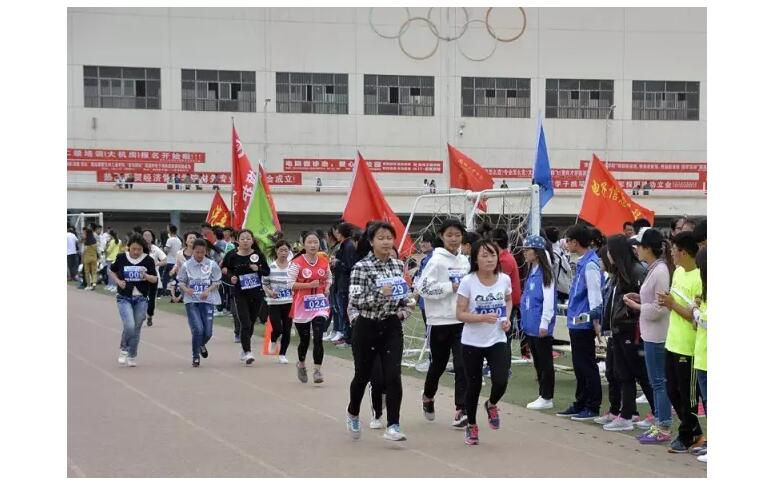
[66,232,78,255]
[457,272,512,348]
[164,236,182,264]
[148,244,168,265]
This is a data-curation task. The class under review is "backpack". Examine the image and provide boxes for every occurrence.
[552,246,573,295]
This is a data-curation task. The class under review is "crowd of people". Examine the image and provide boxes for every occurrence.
[67,214,707,458]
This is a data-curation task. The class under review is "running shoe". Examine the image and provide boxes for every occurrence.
[233,335,240,343]
[84,286,94,291]
[422,393,436,421]
[594,412,618,425]
[240,351,246,362]
[636,394,648,404]
[346,413,361,440]
[697,453,707,463]
[322,332,334,341]
[452,410,468,428]
[278,355,289,364]
[635,413,655,430]
[638,426,672,445]
[369,418,384,429]
[464,424,479,445]
[192,357,200,368]
[126,357,137,367]
[690,441,707,456]
[603,416,634,431]
[668,435,704,454]
[297,364,308,383]
[571,409,600,421]
[556,405,581,417]
[313,368,324,384]
[118,350,128,366]
[330,332,343,342]
[482,365,491,378]
[244,352,255,365]
[383,424,406,441]
[146,316,153,327]
[200,345,208,358]
[484,400,500,430]
[526,397,553,410]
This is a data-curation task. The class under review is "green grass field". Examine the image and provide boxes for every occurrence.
[70,281,705,439]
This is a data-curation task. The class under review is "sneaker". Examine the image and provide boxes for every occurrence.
[84,286,94,291]
[482,365,491,378]
[636,394,648,404]
[556,405,581,417]
[452,410,468,428]
[636,413,655,430]
[333,338,347,346]
[126,357,137,367]
[313,368,324,384]
[146,316,153,327]
[593,412,619,425]
[697,453,707,463]
[233,335,241,343]
[244,352,255,365]
[200,345,208,358]
[690,441,708,456]
[370,418,384,429]
[383,424,406,441]
[192,357,200,367]
[278,355,289,364]
[330,332,343,342]
[571,409,600,421]
[484,400,500,430]
[118,350,128,365]
[346,413,361,440]
[334,340,349,349]
[697,402,706,417]
[464,424,479,445]
[603,416,634,431]
[322,332,334,341]
[297,363,308,383]
[639,426,672,445]
[526,397,554,410]
[240,351,246,362]
[422,393,436,421]
[668,438,689,454]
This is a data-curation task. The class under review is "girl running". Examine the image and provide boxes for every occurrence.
[222,229,271,365]
[108,234,158,367]
[263,239,294,364]
[176,239,222,367]
[170,232,199,303]
[417,219,470,428]
[288,231,332,383]
[456,239,513,445]
[142,229,168,326]
[346,222,408,441]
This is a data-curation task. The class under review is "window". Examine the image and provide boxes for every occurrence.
[545,79,614,119]
[364,75,434,116]
[632,81,699,120]
[83,66,160,109]
[181,69,256,112]
[461,77,531,118]
[275,72,348,114]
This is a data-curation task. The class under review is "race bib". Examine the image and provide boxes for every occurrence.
[376,276,409,300]
[448,268,466,284]
[276,288,292,299]
[123,266,145,282]
[303,294,330,312]
[189,278,210,295]
[239,273,261,290]
[474,300,507,320]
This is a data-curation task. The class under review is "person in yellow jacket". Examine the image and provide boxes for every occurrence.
[105,230,121,292]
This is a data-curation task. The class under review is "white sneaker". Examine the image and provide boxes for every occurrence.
[322,332,334,341]
[383,424,406,441]
[330,332,343,342]
[240,351,247,362]
[636,394,648,404]
[118,350,128,365]
[245,352,255,365]
[84,286,94,291]
[126,357,137,367]
[594,412,618,425]
[268,342,276,354]
[278,355,289,364]
[370,418,384,429]
[526,397,554,410]
[603,416,634,431]
[697,453,707,463]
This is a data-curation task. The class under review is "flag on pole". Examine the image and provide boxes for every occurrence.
[532,118,554,209]
[578,154,655,235]
[447,144,493,211]
[206,190,233,227]
[231,124,257,230]
[343,152,415,256]
[243,161,281,253]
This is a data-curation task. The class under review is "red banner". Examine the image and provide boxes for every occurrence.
[68,148,205,163]
[578,160,706,173]
[484,167,705,190]
[264,172,302,185]
[284,158,443,173]
[96,171,231,184]
[69,160,195,172]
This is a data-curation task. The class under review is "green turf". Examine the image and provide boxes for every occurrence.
[70,281,705,439]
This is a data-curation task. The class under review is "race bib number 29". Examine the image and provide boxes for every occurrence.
[376,276,409,300]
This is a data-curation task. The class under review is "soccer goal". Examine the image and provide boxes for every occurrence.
[398,185,541,371]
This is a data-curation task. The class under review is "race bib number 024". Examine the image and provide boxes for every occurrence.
[303,294,329,312]
[123,266,145,282]
[474,300,507,320]
[376,276,409,300]
[239,273,261,290]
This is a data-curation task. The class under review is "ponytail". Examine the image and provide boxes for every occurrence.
[661,239,675,276]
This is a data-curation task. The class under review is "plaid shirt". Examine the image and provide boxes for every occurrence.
[349,253,407,321]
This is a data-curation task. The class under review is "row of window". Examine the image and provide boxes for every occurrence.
[82,66,701,121]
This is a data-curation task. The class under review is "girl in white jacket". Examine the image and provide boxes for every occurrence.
[418,219,471,428]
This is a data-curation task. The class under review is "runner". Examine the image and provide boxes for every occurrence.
[288,231,332,383]
[108,234,158,367]
[520,235,557,411]
[176,238,222,367]
[222,229,271,365]
[142,229,168,326]
[104,230,121,293]
[263,239,294,364]
[346,222,408,441]
[456,239,513,445]
[417,219,470,428]
[170,231,199,303]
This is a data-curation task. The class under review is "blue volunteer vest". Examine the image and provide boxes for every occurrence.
[566,250,602,330]
[521,266,557,337]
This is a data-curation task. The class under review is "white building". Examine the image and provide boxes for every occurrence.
[67,7,706,235]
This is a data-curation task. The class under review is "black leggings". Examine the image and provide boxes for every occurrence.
[268,303,293,356]
[234,291,264,353]
[612,329,655,420]
[529,335,555,400]
[348,315,403,427]
[370,353,385,419]
[147,282,158,317]
[424,323,466,410]
[296,317,326,365]
[463,342,510,425]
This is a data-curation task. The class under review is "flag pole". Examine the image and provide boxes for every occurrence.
[575,154,595,224]
[230,117,235,226]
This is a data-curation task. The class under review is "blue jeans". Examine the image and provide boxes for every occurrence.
[643,341,672,427]
[117,295,148,358]
[185,303,214,358]
[697,370,707,415]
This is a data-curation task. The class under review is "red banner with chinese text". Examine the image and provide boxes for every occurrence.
[68,148,205,163]
[284,158,443,173]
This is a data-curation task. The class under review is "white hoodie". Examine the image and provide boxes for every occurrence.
[417,247,470,326]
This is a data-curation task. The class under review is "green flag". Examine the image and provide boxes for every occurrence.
[243,166,279,255]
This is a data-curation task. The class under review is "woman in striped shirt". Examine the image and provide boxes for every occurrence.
[263,239,294,365]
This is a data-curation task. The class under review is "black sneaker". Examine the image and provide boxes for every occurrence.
[192,357,200,368]
[200,345,208,358]
[668,438,689,453]
[422,392,435,421]
[452,409,468,428]
[146,316,153,327]
[556,405,581,417]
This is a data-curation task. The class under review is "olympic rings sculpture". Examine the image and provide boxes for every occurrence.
[369,7,526,62]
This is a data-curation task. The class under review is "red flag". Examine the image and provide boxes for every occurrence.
[232,124,257,230]
[578,154,655,235]
[343,152,415,256]
[206,190,232,228]
[447,144,493,211]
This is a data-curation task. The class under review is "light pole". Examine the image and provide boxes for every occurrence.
[263,98,271,162]
[604,104,616,162]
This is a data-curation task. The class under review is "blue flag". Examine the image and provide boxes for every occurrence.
[533,119,554,209]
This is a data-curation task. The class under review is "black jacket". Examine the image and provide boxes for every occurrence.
[333,238,357,293]
[602,262,647,333]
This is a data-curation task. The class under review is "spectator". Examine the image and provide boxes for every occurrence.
[115,173,124,189]
[500,180,509,189]
[670,217,687,237]
[167,173,174,190]
[693,219,706,249]
[163,224,182,297]
[643,181,651,196]
[67,226,80,281]
[682,219,696,232]
[195,175,202,190]
[423,178,430,193]
[184,174,192,190]
[632,218,651,235]
[632,184,640,196]
[623,221,635,239]
[429,179,437,194]
[174,174,181,190]
[316,177,322,192]
[82,227,100,291]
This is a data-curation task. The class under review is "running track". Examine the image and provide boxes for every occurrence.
[67,287,705,477]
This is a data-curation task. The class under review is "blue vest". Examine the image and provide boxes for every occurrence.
[521,266,557,337]
[567,250,602,330]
